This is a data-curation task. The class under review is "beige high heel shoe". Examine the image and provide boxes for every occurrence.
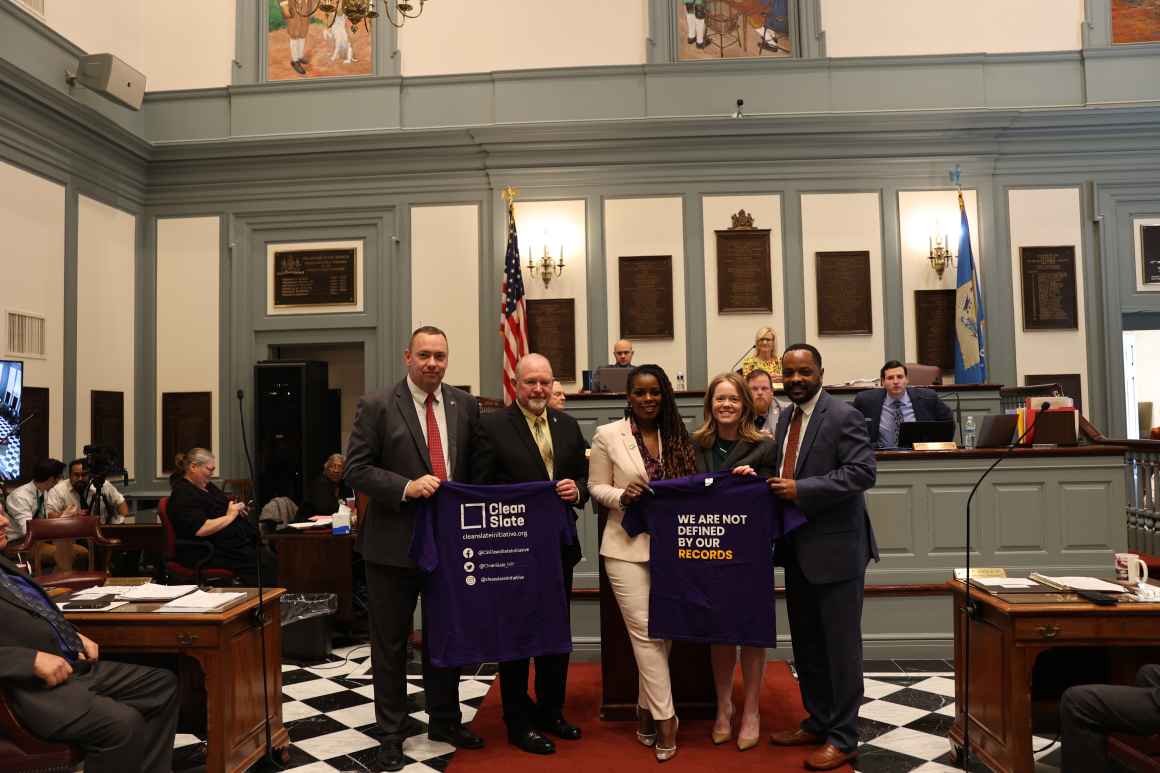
[737,713,760,751]
[655,717,679,762]
[635,706,657,748]
[711,706,734,745]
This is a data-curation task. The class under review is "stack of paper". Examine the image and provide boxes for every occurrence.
[1029,573,1125,592]
[157,590,246,614]
[972,577,1041,590]
[68,583,197,602]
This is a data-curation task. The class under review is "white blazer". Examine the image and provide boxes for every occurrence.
[589,418,657,563]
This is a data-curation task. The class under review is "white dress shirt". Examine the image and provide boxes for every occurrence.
[4,480,44,541]
[44,478,126,524]
[407,376,451,477]
[780,388,824,476]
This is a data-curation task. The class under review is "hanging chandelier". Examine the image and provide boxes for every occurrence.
[316,0,428,31]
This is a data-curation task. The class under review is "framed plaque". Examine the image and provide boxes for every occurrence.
[1020,246,1078,330]
[267,240,364,315]
[914,290,956,370]
[1143,225,1160,285]
[618,255,674,339]
[816,251,872,335]
[1025,373,1083,414]
[527,299,577,382]
[715,228,772,313]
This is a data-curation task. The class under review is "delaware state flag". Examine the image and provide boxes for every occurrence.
[954,192,987,383]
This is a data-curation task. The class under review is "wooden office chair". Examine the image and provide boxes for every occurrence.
[0,690,82,773]
[10,516,118,592]
[157,497,237,586]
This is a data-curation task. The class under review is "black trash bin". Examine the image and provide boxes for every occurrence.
[281,593,338,660]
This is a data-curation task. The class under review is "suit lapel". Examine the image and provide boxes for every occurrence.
[773,409,792,468]
[723,439,756,469]
[620,421,648,480]
[795,391,830,469]
[394,383,432,474]
[442,384,459,476]
[869,390,886,427]
[509,406,550,480]
[0,557,41,616]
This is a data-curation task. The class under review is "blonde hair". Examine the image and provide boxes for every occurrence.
[692,372,764,449]
[755,326,776,348]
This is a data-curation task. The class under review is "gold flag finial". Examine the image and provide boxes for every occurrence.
[501,186,520,207]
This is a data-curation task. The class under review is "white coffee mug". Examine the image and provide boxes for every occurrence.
[1115,552,1149,584]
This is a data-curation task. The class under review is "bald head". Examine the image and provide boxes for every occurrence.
[515,354,554,415]
[613,339,634,366]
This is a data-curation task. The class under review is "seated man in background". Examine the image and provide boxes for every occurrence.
[549,380,567,412]
[610,339,634,368]
[1060,665,1160,772]
[852,360,953,448]
[745,368,781,434]
[0,506,180,773]
[45,459,129,525]
[298,453,352,521]
[4,459,85,569]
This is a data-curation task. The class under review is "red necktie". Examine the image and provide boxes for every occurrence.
[781,407,802,479]
[425,393,448,481]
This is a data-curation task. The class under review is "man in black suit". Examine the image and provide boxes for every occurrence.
[472,353,590,755]
[0,505,179,773]
[767,344,878,771]
[852,360,953,448]
[345,325,484,771]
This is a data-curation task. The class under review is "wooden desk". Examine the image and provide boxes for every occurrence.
[949,581,1160,773]
[65,588,289,773]
[266,529,357,627]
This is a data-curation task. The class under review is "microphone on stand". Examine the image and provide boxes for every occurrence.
[728,344,756,373]
[958,401,1049,771]
[953,390,964,447]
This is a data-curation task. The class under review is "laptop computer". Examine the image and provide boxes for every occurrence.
[975,414,1019,448]
[593,366,631,394]
[896,420,956,449]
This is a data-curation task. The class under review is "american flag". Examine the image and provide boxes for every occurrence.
[500,197,528,404]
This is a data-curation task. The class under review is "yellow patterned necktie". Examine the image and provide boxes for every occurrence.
[533,415,555,479]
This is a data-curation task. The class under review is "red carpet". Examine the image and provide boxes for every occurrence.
[450,661,854,772]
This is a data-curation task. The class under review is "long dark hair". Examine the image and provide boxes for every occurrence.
[625,364,698,479]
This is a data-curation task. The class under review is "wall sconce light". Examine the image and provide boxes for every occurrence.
[928,230,955,281]
[526,242,565,289]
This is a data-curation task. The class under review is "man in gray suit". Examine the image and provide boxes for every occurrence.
[0,505,179,773]
[766,343,878,771]
[345,325,484,771]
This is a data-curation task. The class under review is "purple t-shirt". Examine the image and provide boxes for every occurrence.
[410,480,577,668]
[621,472,806,647]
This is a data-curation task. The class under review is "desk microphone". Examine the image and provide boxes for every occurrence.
[958,401,1049,771]
[236,387,285,769]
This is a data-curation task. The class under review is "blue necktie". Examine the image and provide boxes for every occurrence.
[0,570,84,660]
[884,399,903,448]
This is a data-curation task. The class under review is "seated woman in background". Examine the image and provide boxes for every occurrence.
[691,372,779,751]
[167,447,277,586]
[738,326,782,380]
[297,453,352,522]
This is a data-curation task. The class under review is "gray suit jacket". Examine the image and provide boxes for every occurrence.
[344,379,480,568]
[771,390,879,583]
[0,554,93,736]
[693,436,778,476]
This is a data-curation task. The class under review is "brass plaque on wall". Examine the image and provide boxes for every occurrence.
[618,255,674,339]
[914,290,956,370]
[715,228,772,313]
[1020,246,1078,330]
[527,298,577,382]
[816,251,872,335]
[273,248,357,307]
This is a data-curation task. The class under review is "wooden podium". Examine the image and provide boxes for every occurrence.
[597,507,717,720]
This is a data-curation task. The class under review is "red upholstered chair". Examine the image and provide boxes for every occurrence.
[0,690,82,773]
[904,362,943,387]
[157,497,236,586]
[10,516,117,592]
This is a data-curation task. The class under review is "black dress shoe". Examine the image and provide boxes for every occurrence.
[428,723,485,749]
[508,728,555,755]
[535,716,582,740]
[290,60,306,75]
[377,740,406,772]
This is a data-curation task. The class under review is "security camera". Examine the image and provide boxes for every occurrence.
[732,98,744,119]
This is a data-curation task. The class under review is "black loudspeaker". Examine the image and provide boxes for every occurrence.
[254,360,331,508]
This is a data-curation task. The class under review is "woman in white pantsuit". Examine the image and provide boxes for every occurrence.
[589,364,698,763]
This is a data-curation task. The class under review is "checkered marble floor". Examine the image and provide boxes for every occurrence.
[170,652,1063,772]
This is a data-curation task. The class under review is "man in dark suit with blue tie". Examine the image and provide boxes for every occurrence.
[852,360,953,448]
[766,344,878,771]
[345,326,485,771]
[472,353,590,756]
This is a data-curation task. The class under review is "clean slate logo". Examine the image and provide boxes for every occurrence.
[459,501,527,530]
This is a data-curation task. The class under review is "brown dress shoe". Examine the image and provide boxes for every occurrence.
[804,743,858,770]
[769,728,823,746]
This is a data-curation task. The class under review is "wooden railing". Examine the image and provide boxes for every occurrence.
[1125,439,1160,555]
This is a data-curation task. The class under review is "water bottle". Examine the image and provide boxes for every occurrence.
[676,371,686,392]
[963,415,977,448]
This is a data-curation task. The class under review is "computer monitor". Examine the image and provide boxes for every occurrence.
[896,420,956,449]
[593,366,631,394]
[976,414,1019,449]
[0,359,24,481]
